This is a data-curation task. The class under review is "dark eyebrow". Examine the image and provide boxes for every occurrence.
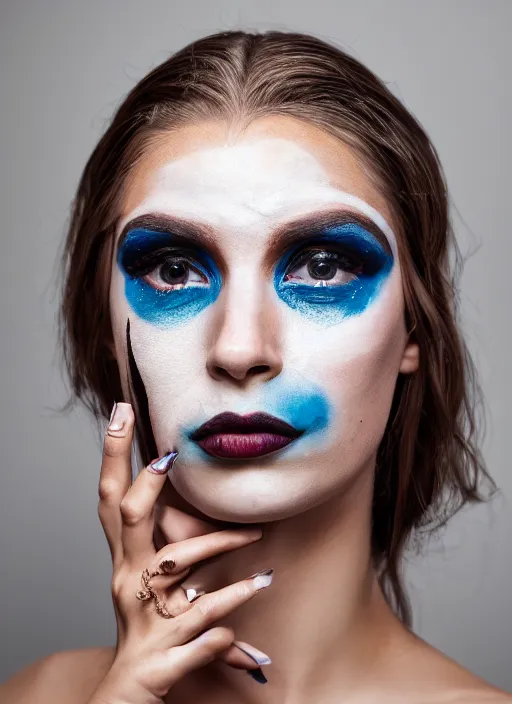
[271,209,393,258]
[117,213,218,254]
[117,208,393,264]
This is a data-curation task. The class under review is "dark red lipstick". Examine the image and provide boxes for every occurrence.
[189,412,302,459]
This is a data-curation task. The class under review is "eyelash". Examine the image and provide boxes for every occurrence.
[133,244,365,292]
[282,246,365,286]
[119,222,386,298]
[144,255,209,292]
[122,245,210,292]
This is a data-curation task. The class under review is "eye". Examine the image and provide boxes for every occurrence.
[283,248,364,287]
[144,255,209,292]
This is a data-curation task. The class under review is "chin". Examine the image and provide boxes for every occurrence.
[167,461,350,524]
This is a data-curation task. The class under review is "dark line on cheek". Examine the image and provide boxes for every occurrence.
[126,318,158,464]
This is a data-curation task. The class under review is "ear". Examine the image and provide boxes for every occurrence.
[399,339,420,374]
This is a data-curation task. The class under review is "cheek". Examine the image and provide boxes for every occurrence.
[281,270,406,440]
[111,256,407,467]
[128,323,205,419]
[110,267,206,421]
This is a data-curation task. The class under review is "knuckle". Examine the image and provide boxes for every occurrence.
[119,499,145,526]
[216,626,235,642]
[223,626,235,641]
[98,478,120,504]
[214,627,235,650]
[111,571,128,601]
[102,435,127,458]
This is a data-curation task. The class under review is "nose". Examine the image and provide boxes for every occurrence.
[206,274,283,385]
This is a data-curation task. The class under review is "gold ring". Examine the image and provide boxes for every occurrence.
[136,568,174,619]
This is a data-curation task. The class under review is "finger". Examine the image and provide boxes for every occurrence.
[156,504,218,543]
[164,627,235,688]
[172,569,273,645]
[98,402,135,570]
[150,575,271,671]
[168,631,270,682]
[150,528,262,578]
[221,640,272,671]
[120,450,179,564]
[151,584,271,672]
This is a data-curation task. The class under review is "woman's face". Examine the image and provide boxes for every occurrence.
[110,116,419,522]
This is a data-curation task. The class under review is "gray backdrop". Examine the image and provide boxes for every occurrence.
[1,0,510,690]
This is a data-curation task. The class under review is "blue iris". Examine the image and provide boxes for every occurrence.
[274,223,393,325]
[117,228,221,327]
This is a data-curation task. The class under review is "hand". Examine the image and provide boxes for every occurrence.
[89,402,273,704]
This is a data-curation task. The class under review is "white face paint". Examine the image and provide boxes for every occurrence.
[110,119,415,522]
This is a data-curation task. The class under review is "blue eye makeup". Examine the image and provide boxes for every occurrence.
[273,222,394,325]
[117,227,221,327]
[118,217,393,328]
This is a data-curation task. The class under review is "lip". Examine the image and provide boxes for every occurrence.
[189,411,303,459]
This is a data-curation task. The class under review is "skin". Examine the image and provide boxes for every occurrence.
[109,116,509,701]
[110,117,415,524]
[1,116,510,704]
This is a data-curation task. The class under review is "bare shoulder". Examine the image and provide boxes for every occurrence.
[445,693,512,704]
[419,645,512,704]
[379,626,512,704]
[0,646,115,704]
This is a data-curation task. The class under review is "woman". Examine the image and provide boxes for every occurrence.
[1,29,510,703]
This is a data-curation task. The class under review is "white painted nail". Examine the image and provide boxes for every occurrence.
[108,402,117,424]
[252,568,273,591]
[233,640,272,666]
[106,402,132,437]
[186,587,206,603]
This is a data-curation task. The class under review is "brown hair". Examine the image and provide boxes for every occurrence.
[59,30,495,626]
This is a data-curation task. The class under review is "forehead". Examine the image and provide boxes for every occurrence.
[119,116,395,235]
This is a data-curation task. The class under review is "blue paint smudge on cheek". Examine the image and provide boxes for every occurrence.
[274,389,330,435]
[263,376,331,442]
[117,228,222,327]
[179,378,332,462]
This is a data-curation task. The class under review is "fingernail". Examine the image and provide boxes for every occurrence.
[108,403,117,424]
[233,640,271,666]
[248,568,274,591]
[106,402,132,437]
[149,450,179,474]
[158,559,176,574]
[186,587,206,602]
[247,667,267,684]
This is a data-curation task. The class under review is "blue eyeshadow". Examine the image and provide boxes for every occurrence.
[118,221,393,329]
[117,228,221,327]
[273,222,393,325]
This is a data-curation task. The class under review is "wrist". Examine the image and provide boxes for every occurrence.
[90,672,163,704]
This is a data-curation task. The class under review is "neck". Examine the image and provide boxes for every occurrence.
[163,463,411,703]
